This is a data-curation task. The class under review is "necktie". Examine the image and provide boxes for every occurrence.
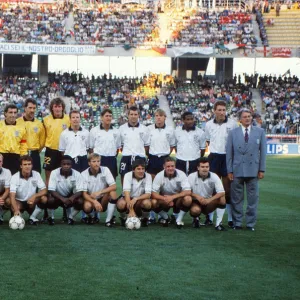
[245,128,249,143]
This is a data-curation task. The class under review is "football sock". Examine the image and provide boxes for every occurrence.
[30,206,42,220]
[119,212,126,219]
[208,211,214,222]
[176,210,186,223]
[173,212,178,218]
[149,210,156,220]
[142,211,150,219]
[81,211,87,219]
[226,204,233,222]
[106,201,116,223]
[0,207,3,220]
[158,210,169,220]
[71,208,80,219]
[216,208,225,226]
[66,208,72,219]
[47,209,54,219]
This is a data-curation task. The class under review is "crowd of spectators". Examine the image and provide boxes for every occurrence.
[258,74,300,134]
[168,9,257,47]
[164,75,254,127]
[0,2,70,44]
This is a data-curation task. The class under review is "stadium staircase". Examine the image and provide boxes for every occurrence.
[158,95,175,127]
[250,88,265,116]
[263,9,300,46]
[252,14,263,46]
[65,11,76,44]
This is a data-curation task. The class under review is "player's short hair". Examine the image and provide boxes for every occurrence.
[50,97,65,115]
[24,98,37,108]
[128,106,139,115]
[164,156,176,164]
[197,157,210,166]
[20,155,33,164]
[214,100,226,111]
[155,108,166,117]
[238,108,252,120]
[132,159,146,170]
[88,153,101,162]
[69,110,80,118]
[101,108,113,117]
[61,155,73,163]
[181,111,194,120]
[4,104,18,113]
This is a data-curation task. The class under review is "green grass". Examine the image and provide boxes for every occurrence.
[1,156,300,300]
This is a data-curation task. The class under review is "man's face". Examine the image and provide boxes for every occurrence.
[214,105,226,122]
[128,110,139,125]
[240,112,252,127]
[155,113,166,126]
[24,103,36,120]
[88,158,101,170]
[164,161,176,176]
[198,162,210,177]
[183,115,194,128]
[70,113,80,127]
[52,104,63,118]
[101,112,112,126]
[5,108,17,124]
[61,159,72,173]
[133,165,145,179]
[20,160,33,174]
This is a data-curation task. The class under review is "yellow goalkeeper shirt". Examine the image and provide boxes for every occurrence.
[0,120,28,155]
[43,114,70,150]
[17,117,46,151]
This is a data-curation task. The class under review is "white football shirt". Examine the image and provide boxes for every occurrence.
[123,171,152,198]
[205,117,238,154]
[119,123,150,157]
[152,169,191,195]
[48,168,84,197]
[0,167,11,194]
[10,171,46,202]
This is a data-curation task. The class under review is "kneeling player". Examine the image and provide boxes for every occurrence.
[151,156,192,228]
[10,155,47,225]
[188,157,226,231]
[117,160,152,227]
[81,153,118,226]
[0,154,12,224]
[47,155,84,225]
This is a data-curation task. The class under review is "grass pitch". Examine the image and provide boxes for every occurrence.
[1,156,300,300]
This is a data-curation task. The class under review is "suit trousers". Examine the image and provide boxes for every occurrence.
[231,177,259,227]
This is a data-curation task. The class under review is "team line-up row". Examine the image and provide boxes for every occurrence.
[0,97,266,230]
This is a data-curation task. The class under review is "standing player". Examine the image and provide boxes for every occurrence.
[9,155,47,225]
[188,157,226,231]
[89,108,121,179]
[47,155,84,225]
[17,98,45,173]
[0,154,12,224]
[119,106,150,185]
[147,108,175,223]
[59,110,89,172]
[81,153,118,226]
[117,159,152,227]
[43,98,70,185]
[0,104,28,174]
[151,156,192,228]
[204,100,238,228]
[175,112,206,175]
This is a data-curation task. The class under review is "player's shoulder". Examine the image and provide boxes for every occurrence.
[1,167,12,176]
[11,171,21,180]
[119,123,127,130]
[209,171,220,181]
[188,171,197,180]
[72,168,82,177]
[145,172,152,180]
[175,169,188,178]
[16,116,24,125]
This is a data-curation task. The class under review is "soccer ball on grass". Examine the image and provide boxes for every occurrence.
[125,217,141,230]
[9,216,25,230]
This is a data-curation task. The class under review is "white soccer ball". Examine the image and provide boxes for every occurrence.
[125,217,141,230]
[9,216,25,230]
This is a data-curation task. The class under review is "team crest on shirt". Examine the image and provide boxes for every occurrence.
[139,132,144,139]
[141,181,145,188]
[62,124,67,130]
[193,135,198,143]
[113,133,117,139]
[70,180,76,188]
[15,130,19,137]
[176,181,181,189]
[226,127,231,133]
[0,179,5,185]
[100,176,106,183]
[32,180,37,187]
[33,127,38,133]
[81,136,86,141]
[208,182,214,189]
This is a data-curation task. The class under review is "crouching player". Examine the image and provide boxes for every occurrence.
[117,159,152,227]
[10,155,47,225]
[0,154,12,224]
[47,155,84,225]
[151,156,192,228]
[188,157,226,231]
[81,153,118,226]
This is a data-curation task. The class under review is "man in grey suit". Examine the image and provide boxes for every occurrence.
[226,109,266,231]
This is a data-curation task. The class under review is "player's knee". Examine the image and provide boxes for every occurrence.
[151,199,158,209]
[190,204,201,217]
[219,196,226,206]
[4,198,11,208]
[141,199,151,211]
[47,195,59,209]
[73,198,84,210]
[182,195,192,207]
[117,198,127,212]
[83,201,93,214]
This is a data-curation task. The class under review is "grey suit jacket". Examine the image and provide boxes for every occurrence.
[226,126,266,177]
